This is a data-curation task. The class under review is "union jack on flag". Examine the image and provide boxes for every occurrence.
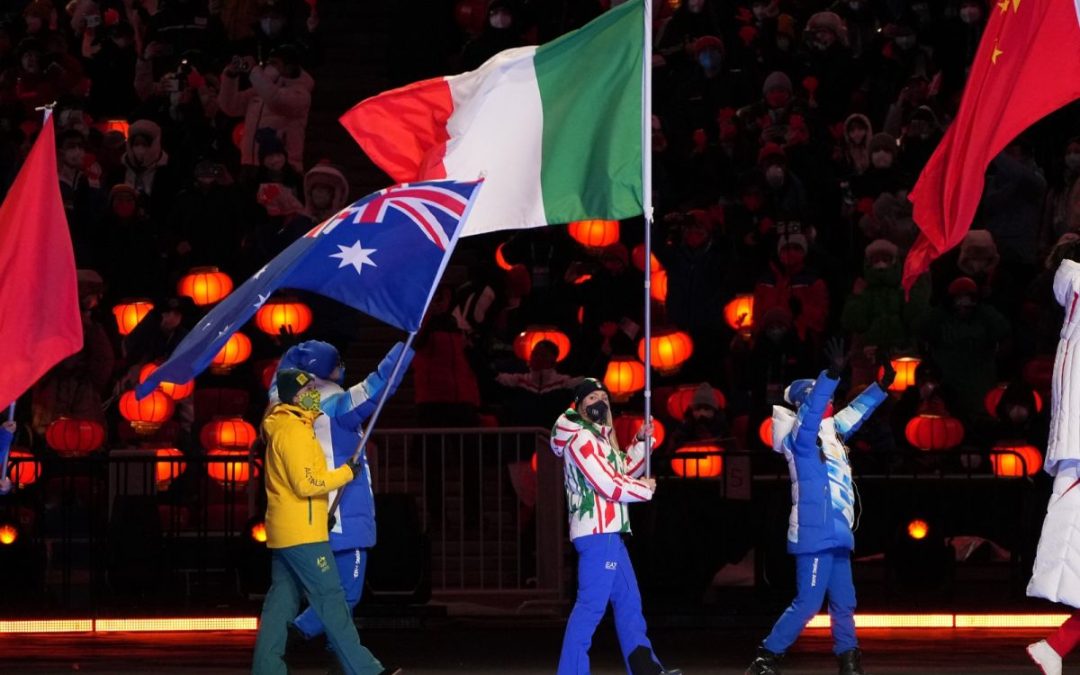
[138,179,483,399]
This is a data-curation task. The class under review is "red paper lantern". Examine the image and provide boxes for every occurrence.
[671,444,724,478]
[495,243,513,271]
[112,299,153,336]
[200,417,257,450]
[178,267,234,306]
[154,448,186,488]
[612,414,666,449]
[514,326,571,363]
[568,220,620,249]
[991,444,1043,477]
[666,384,726,421]
[120,390,176,435]
[632,244,663,273]
[0,524,16,545]
[7,450,40,488]
[908,519,930,540]
[207,449,253,485]
[904,414,965,451]
[759,418,773,447]
[250,521,268,543]
[603,357,646,402]
[638,329,693,375]
[138,363,194,401]
[878,357,921,394]
[210,332,252,373]
[255,299,313,336]
[984,383,1044,417]
[45,418,105,456]
[650,270,668,302]
[724,295,754,332]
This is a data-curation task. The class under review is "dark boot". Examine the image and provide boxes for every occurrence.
[837,648,865,675]
[745,645,784,675]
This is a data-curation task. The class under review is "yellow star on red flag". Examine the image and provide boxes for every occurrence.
[992,41,1004,63]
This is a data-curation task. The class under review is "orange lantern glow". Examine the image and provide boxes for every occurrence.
[8,451,40,488]
[632,244,663,273]
[666,384,726,420]
[530,452,538,473]
[904,414,965,451]
[255,299,313,336]
[119,390,176,435]
[210,332,252,373]
[112,299,154,336]
[671,444,724,478]
[984,383,1044,418]
[154,448,186,488]
[138,363,194,401]
[603,357,646,402]
[177,267,234,306]
[513,326,571,363]
[0,524,16,545]
[612,414,666,449]
[231,121,245,150]
[879,357,921,394]
[103,119,130,138]
[759,418,774,447]
[650,270,668,303]
[991,444,1043,478]
[200,417,256,450]
[495,243,513,271]
[45,418,105,456]
[206,449,252,485]
[724,295,754,332]
[908,519,930,540]
[638,329,693,375]
[568,220,620,249]
[250,521,268,543]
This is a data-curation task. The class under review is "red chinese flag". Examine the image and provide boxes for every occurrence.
[0,114,83,407]
[903,0,1080,290]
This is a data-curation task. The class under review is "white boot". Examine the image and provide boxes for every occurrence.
[1028,640,1063,675]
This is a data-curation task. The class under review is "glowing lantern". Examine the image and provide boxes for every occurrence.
[530,452,538,473]
[666,385,726,421]
[984,383,1044,418]
[103,119,130,138]
[45,418,105,456]
[210,332,252,373]
[255,299,313,336]
[119,389,176,435]
[724,295,754,332]
[638,329,693,374]
[177,267,233,306]
[138,363,194,401]
[603,357,646,402]
[0,524,16,545]
[8,451,40,488]
[632,244,663,273]
[200,417,257,450]
[514,326,571,363]
[650,270,668,302]
[878,357,921,394]
[759,418,773,447]
[991,444,1043,477]
[671,444,724,478]
[250,521,268,543]
[612,414,666,449]
[231,121,245,150]
[495,243,513,271]
[154,448,186,488]
[112,299,153,336]
[908,519,930,540]
[568,219,620,249]
[904,414,965,451]
[207,449,253,485]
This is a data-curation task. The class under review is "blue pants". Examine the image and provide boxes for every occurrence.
[557,533,664,675]
[293,548,368,638]
[763,548,858,656]
[252,542,383,675]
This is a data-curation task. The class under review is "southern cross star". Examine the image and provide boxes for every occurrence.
[331,240,378,275]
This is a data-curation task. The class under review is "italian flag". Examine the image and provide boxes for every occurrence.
[339,1,644,237]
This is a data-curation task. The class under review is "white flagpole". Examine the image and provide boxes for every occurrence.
[642,0,654,477]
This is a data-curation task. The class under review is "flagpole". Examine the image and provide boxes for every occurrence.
[641,0,654,478]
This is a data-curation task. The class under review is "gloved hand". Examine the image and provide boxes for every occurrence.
[346,457,363,479]
[824,337,847,380]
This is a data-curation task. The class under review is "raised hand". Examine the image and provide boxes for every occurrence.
[824,337,848,379]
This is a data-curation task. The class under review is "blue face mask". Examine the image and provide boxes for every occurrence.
[698,51,721,71]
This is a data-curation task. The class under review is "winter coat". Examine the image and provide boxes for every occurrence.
[754,263,829,339]
[271,342,413,551]
[980,153,1047,266]
[413,316,481,407]
[841,262,929,352]
[1045,260,1080,474]
[303,163,349,223]
[219,65,313,171]
[550,410,654,541]
[771,371,887,554]
[262,404,354,549]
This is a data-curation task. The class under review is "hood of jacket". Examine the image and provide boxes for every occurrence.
[303,163,349,216]
[551,409,608,458]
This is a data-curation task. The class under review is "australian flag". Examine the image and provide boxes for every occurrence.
[137,179,482,399]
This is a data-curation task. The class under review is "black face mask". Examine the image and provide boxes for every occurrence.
[585,401,609,423]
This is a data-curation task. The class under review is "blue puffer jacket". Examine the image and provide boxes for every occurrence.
[771,370,888,555]
[271,340,414,551]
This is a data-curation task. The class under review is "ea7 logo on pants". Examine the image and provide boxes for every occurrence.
[605,561,618,570]
[317,556,330,573]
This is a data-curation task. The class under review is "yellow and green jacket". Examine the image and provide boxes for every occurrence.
[262,404,353,549]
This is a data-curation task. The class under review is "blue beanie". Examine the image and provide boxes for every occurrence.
[784,379,815,407]
[279,340,340,380]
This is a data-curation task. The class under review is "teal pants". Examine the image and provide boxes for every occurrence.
[252,542,384,675]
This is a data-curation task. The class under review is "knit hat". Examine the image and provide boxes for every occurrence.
[573,378,608,410]
[758,142,786,166]
[691,35,724,56]
[784,378,815,406]
[763,71,793,96]
[958,230,1000,274]
[865,239,899,260]
[277,369,314,405]
[109,183,137,202]
[279,340,340,380]
[869,132,899,156]
[691,383,718,410]
[948,276,979,298]
[806,11,845,36]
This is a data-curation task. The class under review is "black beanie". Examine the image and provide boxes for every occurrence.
[277,369,313,405]
[573,378,608,410]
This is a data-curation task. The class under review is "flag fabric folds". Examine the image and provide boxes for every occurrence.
[137,179,482,399]
[0,114,83,408]
[902,0,1080,289]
